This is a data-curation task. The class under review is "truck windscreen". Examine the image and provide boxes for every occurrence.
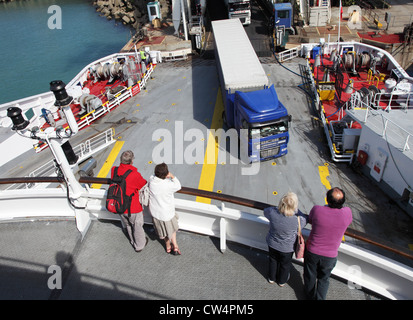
[230,3,250,11]
[250,120,288,138]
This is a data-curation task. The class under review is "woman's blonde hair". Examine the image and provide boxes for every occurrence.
[278,192,298,216]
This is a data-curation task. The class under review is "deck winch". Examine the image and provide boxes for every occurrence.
[7,107,30,131]
[342,51,384,77]
[79,93,103,114]
[352,85,381,109]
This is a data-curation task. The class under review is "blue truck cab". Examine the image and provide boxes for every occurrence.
[224,84,291,162]
[212,19,291,162]
[273,3,293,29]
[266,2,294,49]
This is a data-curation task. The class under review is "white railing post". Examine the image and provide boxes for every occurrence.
[382,119,388,137]
[364,103,369,123]
[220,218,227,253]
[220,202,226,253]
[86,139,91,154]
[403,135,410,151]
[79,142,86,158]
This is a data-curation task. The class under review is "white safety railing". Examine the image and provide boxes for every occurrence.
[0,185,412,300]
[48,191,413,300]
[372,91,412,112]
[35,63,154,153]
[0,52,154,153]
[275,45,301,62]
[301,41,413,162]
[161,49,191,61]
[0,53,136,119]
[304,60,354,162]
[346,94,413,153]
[6,128,116,190]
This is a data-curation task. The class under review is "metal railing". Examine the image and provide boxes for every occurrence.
[372,91,412,113]
[0,175,411,262]
[5,129,116,190]
[0,53,154,152]
[303,59,354,162]
[0,176,412,299]
[275,45,301,62]
[346,93,413,153]
[34,64,154,153]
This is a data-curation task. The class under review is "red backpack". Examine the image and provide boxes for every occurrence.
[106,167,133,215]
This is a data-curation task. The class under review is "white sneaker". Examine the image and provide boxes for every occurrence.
[277,274,290,287]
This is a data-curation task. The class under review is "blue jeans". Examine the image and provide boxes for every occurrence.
[268,246,293,285]
[303,249,337,300]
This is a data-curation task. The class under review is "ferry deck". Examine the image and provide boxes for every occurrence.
[1,57,412,301]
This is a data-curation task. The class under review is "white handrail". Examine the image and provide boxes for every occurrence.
[5,128,116,190]
[304,60,353,162]
[0,187,412,300]
[0,52,150,130]
[371,90,412,112]
[348,94,413,153]
[276,46,301,62]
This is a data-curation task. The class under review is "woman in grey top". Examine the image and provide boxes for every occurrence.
[264,192,308,287]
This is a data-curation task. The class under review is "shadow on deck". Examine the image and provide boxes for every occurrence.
[0,218,382,303]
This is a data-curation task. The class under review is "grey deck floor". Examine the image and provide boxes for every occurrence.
[2,58,413,255]
[0,219,381,301]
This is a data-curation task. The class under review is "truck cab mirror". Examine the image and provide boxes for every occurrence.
[288,115,292,122]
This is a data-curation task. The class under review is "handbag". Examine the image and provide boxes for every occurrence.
[295,216,305,259]
[139,183,150,207]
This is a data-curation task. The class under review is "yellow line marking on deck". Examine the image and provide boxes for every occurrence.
[91,140,125,189]
[318,164,346,241]
[196,88,224,203]
[318,165,331,203]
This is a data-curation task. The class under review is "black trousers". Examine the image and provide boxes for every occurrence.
[268,246,293,285]
[303,249,337,300]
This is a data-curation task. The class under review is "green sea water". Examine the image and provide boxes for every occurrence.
[0,0,133,104]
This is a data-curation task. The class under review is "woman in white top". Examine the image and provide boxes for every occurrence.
[149,163,182,255]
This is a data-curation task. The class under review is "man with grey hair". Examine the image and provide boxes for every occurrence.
[111,150,148,252]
